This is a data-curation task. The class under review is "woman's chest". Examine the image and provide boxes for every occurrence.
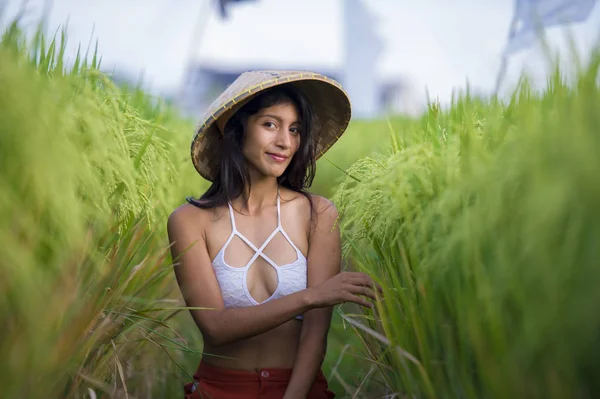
[206,210,309,263]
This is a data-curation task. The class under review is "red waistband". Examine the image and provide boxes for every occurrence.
[195,360,327,383]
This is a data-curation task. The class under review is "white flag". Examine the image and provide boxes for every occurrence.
[505,0,597,54]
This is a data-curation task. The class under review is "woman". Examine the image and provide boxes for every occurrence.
[168,71,380,399]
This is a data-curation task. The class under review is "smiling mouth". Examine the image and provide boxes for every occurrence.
[267,153,288,162]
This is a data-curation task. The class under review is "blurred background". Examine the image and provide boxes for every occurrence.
[2,0,600,120]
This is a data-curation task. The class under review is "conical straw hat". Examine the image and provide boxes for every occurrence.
[190,70,352,182]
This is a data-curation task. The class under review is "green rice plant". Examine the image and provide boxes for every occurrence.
[333,52,600,398]
[312,117,412,197]
[0,20,207,398]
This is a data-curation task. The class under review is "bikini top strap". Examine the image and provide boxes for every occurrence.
[276,187,281,228]
[227,202,237,232]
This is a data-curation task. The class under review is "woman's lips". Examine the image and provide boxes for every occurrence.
[267,153,287,162]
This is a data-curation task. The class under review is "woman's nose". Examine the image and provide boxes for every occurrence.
[275,128,291,148]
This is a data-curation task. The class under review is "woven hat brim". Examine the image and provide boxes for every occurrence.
[191,71,351,182]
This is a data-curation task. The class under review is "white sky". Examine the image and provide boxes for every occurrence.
[2,0,600,107]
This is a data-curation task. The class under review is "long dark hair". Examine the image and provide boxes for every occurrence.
[187,83,317,223]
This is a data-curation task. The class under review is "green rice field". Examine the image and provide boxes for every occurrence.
[1,19,599,399]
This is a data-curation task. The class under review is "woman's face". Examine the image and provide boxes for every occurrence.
[241,101,301,179]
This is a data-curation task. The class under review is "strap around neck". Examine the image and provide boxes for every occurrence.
[276,187,281,227]
[227,202,237,231]
[229,188,280,229]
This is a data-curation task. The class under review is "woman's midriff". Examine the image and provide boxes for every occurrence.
[201,319,302,371]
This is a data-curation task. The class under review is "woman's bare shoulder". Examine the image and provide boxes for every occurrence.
[278,188,310,215]
[278,188,338,226]
[167,203,224,239]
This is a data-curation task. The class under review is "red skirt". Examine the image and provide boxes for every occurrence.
[184,360,335,399]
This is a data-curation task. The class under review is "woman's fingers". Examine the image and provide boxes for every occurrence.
[349,272,370,282]
[348,272,383,293]
[339,272,384,306]
[353,286,377,301]
[348,294,374,309]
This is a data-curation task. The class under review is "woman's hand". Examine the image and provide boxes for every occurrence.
[307,272,382,309]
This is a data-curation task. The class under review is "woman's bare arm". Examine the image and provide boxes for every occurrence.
[167,204,313,347]
[284,196,343,399]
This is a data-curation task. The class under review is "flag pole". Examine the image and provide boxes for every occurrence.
[177,0,212,107]
[494,0,521,96]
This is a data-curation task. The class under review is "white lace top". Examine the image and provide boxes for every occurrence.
[211,191,307,321]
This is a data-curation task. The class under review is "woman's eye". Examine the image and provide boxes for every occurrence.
[290,127,301,135]
[264,121,276,129]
